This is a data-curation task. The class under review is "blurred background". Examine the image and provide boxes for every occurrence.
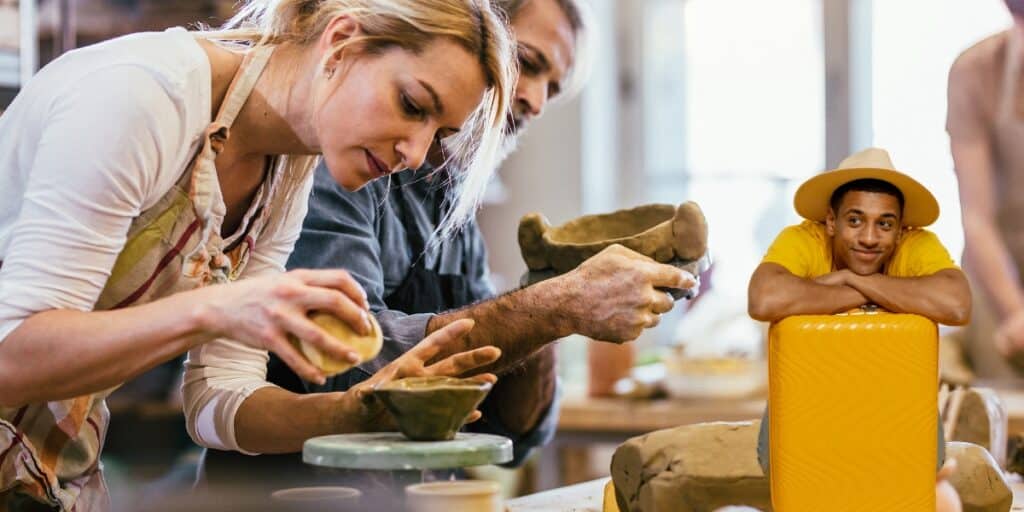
[0,0,1012,506]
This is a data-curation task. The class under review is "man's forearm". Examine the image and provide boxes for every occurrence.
[749,264,869,322]
[234,387,365,454]
[484,345,557,435]
[426,279,575,373]
[845,270,971,325]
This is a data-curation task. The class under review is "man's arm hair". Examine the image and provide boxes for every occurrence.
[747,262,869,322]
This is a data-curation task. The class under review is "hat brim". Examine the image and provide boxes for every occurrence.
[794,167,939,227]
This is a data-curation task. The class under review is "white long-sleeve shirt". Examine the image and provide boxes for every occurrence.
[0,28,305,453]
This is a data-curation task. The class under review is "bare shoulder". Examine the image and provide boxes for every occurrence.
[950,31,1007,79]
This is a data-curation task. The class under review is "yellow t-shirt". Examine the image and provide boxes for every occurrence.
[762,220,959,278]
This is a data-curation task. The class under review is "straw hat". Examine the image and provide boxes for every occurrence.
[793,147,939,227]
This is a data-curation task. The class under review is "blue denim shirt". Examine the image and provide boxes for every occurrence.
[284,164,560,466]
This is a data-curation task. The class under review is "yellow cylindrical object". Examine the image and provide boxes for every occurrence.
[768,311,937,511]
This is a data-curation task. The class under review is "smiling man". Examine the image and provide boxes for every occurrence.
[747,148,971,507]
[748,147,970,325]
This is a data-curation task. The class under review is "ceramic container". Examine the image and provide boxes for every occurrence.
[405,480,502,512]
[374,376,493,441]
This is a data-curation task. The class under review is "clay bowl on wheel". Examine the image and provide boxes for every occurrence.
[374,376,493,441]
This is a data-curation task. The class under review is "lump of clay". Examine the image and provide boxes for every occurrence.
[949,388,1008,468]
[518,202,708,274]
[373,376,492,441]
[290,312,382,377]
[610,421,770,512]
[945,442,1012,512]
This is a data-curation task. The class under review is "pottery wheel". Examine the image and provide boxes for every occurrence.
[303,433,513,471]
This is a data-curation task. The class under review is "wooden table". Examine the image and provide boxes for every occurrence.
[538,387,1024,491]
[509,477,1024,512]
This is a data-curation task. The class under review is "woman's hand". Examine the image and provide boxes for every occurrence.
[193,268,373,384]
[346,319,501,430]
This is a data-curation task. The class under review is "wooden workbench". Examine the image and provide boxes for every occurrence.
[507,477,1024,512]
[536,387,1024,491]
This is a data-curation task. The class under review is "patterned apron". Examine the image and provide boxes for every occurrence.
[0,43,280,511]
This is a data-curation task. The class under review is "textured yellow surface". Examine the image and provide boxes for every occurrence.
[602,480,621,512]
[768,312,938,511]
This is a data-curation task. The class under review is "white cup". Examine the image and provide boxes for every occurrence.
[405,480,502,512]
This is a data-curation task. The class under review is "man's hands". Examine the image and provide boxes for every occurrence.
[553,245,697,343]
[814,269,856,287]
[343,319,500,431]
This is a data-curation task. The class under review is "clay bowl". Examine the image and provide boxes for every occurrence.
[518,201,708,273]
[374,376,493,441]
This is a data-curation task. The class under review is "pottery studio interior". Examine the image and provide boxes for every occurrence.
[7,0,1024,511]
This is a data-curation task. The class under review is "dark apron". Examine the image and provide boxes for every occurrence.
[201,179,477,489]
[380,180,474,315]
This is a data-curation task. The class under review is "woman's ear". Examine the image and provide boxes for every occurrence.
[319,14,362,74]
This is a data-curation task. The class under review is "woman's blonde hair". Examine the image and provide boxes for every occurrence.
[206,0,516,239]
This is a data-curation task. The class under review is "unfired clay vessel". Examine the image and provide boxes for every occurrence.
[949,388,1007,468]
[610,421,771,512]
[518,201,708,273]
[946,442,1013,512]
[374,376,492,441]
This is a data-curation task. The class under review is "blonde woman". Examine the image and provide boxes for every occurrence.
[0,0,514,509]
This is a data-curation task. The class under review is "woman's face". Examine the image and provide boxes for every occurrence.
[315,38,487,191]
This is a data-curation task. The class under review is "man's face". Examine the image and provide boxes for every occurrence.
[826,190,903,276]
[504,0,577,144]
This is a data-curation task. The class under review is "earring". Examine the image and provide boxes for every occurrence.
[325,67,335,79]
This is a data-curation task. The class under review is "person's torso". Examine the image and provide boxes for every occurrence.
[0,40,286,511]
[0,27,212,259]
[957,30,1024,273]
[783,220,947,279]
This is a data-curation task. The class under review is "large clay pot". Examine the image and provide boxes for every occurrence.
[518,201,708,273]
[374,377,493,441]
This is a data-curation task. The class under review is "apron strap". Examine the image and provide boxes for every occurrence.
[213,44,275,130]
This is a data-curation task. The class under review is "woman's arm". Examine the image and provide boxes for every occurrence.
[225,320,499,454]
[0,69,366,406]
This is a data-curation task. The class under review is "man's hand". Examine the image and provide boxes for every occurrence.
[555,245,697,343]
[346,319,500,430]
[814,269,855,287]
